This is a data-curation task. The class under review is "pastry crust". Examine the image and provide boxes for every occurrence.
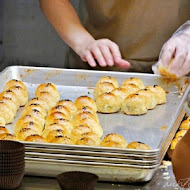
[75,106,98,120]
[158,64,178,79]
[50,135,73,144]
[121,83,140,95]
[0,101,14,124]
[46,129,67,142]
[80,132,101,146]
[122,78,145,89]
[126,141,151,150]
[17,128,39,141]
[0,126,9,135]
[96,76,119,88]
[146,85,166,105]
[101,140,123,148]
[93,82,115,100]
[122,94,147,115]
[4,79,28,92]
[175,130,187,138]
[96,92,120,113]
[0,97,18,115]
[25,134,45,142]
[76,137,97,146]
[170,137,182,150]
[179,118,190,130]
[0,133,17,141]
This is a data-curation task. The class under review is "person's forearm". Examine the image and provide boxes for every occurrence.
[40,0,95,52]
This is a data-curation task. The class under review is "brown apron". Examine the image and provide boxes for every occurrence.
[67,0,190,73]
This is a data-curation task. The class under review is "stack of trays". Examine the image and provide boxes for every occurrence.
[2,66,189,182]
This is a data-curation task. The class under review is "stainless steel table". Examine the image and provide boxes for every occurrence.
[16,164,190,190]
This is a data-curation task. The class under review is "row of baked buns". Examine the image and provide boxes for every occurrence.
[93,76,166,115]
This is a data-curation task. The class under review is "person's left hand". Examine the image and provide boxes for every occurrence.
[158,31,190,78]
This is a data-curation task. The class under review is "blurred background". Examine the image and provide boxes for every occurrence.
[0,0,79,71]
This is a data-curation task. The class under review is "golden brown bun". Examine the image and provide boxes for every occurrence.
[4,79,28,92]
[25,134,45,142]
[14,121,42,137]
[137,89,157,110]
[170,137,182,150]
[126,141,151,150]
[50,135,73,144]
[0,115,6,126]
[45,118,74,133]
[73,112,99,125]
[96,76,119,88]
[35,83,60,103]
[146,85,166,105]
[21,108,45,127]
[42,123,70,138]
[122,78,145,89]
[0,102,14,124]
[175,130,187,138]
[93,82,116,100]
[76,137,97,146]
[56,99,77,115]
[9,86,28,106]
[22,103,47,117]
[81,132,101,146]
[17,128,39,141]
[76,118,103,137]
[96,92,120,113]
[48,105,72,121]
[179,118,190,130]
[35,91,57,109]
[121,94,147,115]
[45,112,68,127]
[0,126,9,135]
[75,96,97,112]
[46,129,66,142]
[71,125,92,143]
[101,140,123,148]
[0,90,20,108]
[102,133,127,148]
[75,106,98,120]
[0,133,17,141]
[121,83,140,95]
[0,97,18,115]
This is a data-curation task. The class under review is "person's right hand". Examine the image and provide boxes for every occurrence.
[74,38,130,68]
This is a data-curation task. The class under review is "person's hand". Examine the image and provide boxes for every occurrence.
[158,32,190,78]
[74,38,130,68]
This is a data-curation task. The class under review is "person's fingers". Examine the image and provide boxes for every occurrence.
[160,42,176,67]
[85,51,97,67]
[99,45,114,67]
[114,58,130,68]
[91,47,107,67]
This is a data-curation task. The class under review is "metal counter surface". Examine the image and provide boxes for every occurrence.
[16,165,190,190]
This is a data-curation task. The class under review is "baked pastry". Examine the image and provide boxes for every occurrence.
[0,101,14,124]
[101,140,123,148]
[80,132,101,146]
[0,115,6,126]
[121,83,140,95]
[96,76,119,88]
[121,94,147,115]
[46,118,74,133]
[102,133,127,148]
[22,103,47,117]
[76,137,97,146]
[46,129,66,142]
[51,135,73,144]
[179,118,190,130]
[71,125,92,143]
[48,105,72,121]
[126,141,151,150]
[170,137,182,150]
[45,112,68,127]
[75,106,98,120]
[22,108,45,127]
[93,82,115,100]
[73,111,99,125]
[17,128,39,141]
[76,118,103,137]
[35,91,57,109]
[122,78,145,89]
[0,90,20,108]
[4,79,28,92]
[14,121,42,137]
[146,85,166,105]
[96,92,120,113]
[0,126,9,135]
[9,85,28,106]
[137,89,157,110]
[25,134,45,142]
[0,133,17,141]
[56,99,77,115]
[158,64,178,79]
[175,130,187,138]
[25,97,50,111]
[35,83,60,103]
[0,97,18,115]
[75,96,97,112]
